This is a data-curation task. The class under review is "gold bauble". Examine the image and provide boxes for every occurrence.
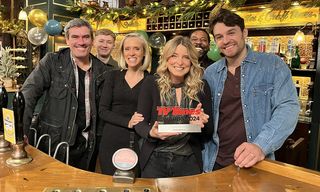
[28,9,48,27]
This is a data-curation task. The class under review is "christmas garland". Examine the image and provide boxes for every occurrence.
[68,0,231,23]
[0,6,25,35]
[68,0,319,23]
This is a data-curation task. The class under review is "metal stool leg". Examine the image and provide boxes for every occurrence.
[36,134,51,156]
[29,128,37,147]
[53,142,69,165]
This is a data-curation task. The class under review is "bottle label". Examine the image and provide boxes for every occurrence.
[258,39,266,52]
[2,108,16,144]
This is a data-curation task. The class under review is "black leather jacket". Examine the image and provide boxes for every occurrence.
[22,48,111,167]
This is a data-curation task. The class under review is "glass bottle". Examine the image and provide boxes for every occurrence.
[291,46,301,69]
[258,37,266,52]
[12,86,25,143]
[0,82,8,133]
[246,38,253,49]
[308,81,314,101]
[270,37,280,55]
[285,38,294,67]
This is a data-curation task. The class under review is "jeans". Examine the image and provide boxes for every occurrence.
[142,151,201,178]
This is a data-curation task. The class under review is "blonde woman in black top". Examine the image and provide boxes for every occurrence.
[135,36,213,178]
[99,33,151,175]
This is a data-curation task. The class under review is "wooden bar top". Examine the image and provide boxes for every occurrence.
[1,146,320,192]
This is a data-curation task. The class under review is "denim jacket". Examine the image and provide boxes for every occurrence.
[202,47,300,172]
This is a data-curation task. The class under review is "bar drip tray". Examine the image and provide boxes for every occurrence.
[43,186,158,192]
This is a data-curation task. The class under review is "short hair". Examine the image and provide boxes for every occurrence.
[189,29,210,43]
[118,32,151,71]
[95,28,116,41]
[209,8,245,35]
[64,18,93,39]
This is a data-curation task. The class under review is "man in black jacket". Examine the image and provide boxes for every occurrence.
[22,18,112,171]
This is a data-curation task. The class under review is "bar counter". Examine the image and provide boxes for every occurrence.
[1,146,320,192]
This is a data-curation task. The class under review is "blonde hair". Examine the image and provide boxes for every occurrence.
[118,32,151,71]
[156,35,204,102]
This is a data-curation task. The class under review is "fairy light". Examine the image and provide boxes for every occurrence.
[208,2,214,7]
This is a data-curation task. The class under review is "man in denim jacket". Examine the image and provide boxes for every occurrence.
[203,9,300,172]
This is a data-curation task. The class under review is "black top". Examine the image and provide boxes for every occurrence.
[154,85,192,156]
[98,70,148,175]
[76,66,86,133]
[217,67,246,167]
[135,75,214,170]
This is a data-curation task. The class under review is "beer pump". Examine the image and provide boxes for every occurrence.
[0,81,10,153]
[6,85,32,166]
[112,132,138,183]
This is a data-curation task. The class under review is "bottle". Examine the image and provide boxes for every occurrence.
[295,80,301,98]
[308,81,314,101]
[246,38,253,49]
[270,37,280,55]
[291,46,300,69]
[12,85,25,143]
[0,82,8,133]
[285,38,294,67]
[258,37,266,52]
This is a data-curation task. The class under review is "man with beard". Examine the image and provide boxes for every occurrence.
[203,9,300,171]
[189,29,214,69]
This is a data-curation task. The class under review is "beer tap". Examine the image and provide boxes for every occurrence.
[0,81,11,153]
[6,85,32,166]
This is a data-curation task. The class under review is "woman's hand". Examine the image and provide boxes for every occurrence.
[128,112,144,128]
[190,103,209,128]
[149,121,181,140]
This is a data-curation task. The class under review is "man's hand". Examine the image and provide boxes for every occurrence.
[234,142,265,168]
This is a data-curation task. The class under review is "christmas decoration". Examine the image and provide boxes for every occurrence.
[0,15,24,35]
[68,0,319,24]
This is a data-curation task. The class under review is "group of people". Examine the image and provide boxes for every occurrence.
[21,9,300,178]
